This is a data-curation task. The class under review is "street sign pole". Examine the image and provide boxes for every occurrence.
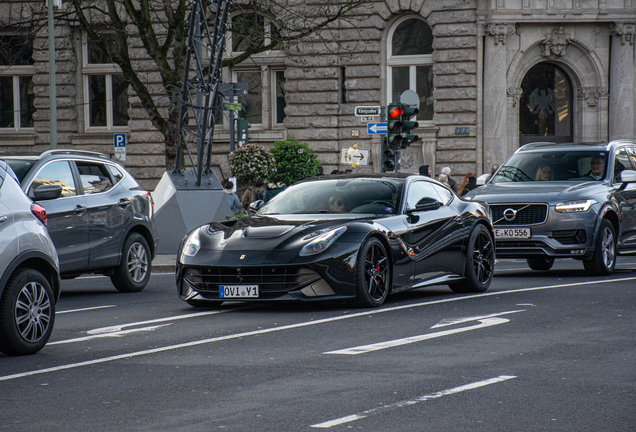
[380,106,386,173]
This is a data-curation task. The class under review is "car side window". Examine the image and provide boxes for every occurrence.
[432,183,453,204]
[29,161,77,198]
[627,147,636,171]
[107,164,124,184]
[76,161,115,194]
[405,181,443,210]
[613,148,630,184]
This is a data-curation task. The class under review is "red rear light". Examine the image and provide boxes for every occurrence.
[143,191,154,207]
[31,203,47,226]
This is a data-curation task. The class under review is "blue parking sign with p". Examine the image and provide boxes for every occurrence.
[114,133,126,147]
[114,133,127,161]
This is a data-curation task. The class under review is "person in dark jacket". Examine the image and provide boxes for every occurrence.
[419,165,431,177]
[263,181,286,203]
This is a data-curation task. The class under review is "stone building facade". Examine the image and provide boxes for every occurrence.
[0,1,634,190]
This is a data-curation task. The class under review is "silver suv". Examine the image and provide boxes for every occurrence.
[5,150,158,292]
[0,160,60,356]
[466,140,636,275]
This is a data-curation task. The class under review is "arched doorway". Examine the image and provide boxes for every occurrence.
[519,63,573,145]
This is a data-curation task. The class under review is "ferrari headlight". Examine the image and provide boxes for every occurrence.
[300,226,347,256]
[182,229,201,257]
[555,199,596,213]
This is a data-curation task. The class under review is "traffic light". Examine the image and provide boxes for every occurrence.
[400,104,419,148]
[383,145,396,172]
[236,117,251,146]
[387,103,403,149]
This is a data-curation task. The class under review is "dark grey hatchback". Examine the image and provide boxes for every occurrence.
[5,150,158,292]
[466,140,636,275]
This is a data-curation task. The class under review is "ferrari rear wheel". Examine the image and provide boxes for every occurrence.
[352,237,391,308]
[449,225,494,293]
[526,257,554,271]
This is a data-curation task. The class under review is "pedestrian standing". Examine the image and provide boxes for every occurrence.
[224,180,244,216]
[263,181,287,203]
[241,179,265,210]
[419,165,431,177]
[438,173,451,188]
[441,167,458,193]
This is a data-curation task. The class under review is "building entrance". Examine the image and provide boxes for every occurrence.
[519,63,573,146]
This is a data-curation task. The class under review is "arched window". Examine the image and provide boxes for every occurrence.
[519,63,572,145]
[387,17,434,122]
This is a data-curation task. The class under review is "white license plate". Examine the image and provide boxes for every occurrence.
[220,285,259,298]
[494,228,531,239]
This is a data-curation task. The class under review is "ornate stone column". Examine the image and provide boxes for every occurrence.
[609,23,635,140]
[483,23,514,169]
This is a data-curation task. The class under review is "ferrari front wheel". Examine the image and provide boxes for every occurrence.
[352,237,391,308]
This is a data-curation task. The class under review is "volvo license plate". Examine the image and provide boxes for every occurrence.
[494,228,531,239]
[220,285,259,298]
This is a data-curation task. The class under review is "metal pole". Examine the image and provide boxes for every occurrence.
[47,0,57,149]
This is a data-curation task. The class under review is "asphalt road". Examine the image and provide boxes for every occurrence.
[1,258,635,431]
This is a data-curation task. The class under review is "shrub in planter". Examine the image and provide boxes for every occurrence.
[269,137,320,186]
[228,144,277,183]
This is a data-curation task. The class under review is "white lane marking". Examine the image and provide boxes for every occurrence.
[431,309,524,329]
[323,317,510,355]
[49,324,173,345]
[310,375,517,428]
[2,276,635,382]
[86,310,226,335]
[57,305,116,314]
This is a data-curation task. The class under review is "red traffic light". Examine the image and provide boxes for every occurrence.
[388,105,404,118]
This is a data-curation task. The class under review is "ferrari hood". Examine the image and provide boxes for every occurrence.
[467,181,607,203]
[203,214,371,248]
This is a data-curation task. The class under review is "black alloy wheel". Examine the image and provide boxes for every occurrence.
[526,257,555,271]
[0,268,55,356]
[352,237,391,308]
[583,219,616,276]
[449,225,494,293]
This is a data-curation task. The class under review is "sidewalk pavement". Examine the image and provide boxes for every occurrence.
[152,254,177,273]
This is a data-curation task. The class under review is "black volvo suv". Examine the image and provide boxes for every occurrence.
[466,140,636,275]
[5,150,158,292]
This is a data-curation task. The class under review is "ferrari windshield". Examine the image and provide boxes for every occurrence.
[492,150,608,184]
[259,178,404,215]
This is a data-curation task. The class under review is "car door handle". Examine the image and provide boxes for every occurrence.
[118,199,131,208]
[74,205,86,215]
[0,216,7,224]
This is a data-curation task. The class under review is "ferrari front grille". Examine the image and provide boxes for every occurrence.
[183,266,321,298]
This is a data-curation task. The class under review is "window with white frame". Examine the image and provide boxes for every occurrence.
[387,17,434,122]
[226,12,285,129]
[82,34,129,129]
[0,35,35,130]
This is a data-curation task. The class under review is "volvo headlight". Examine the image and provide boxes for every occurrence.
[182,229,201,257]
[300,226,347,256]
[555,199,596,213]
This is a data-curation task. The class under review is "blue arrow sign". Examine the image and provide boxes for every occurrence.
[367,122,388,135]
